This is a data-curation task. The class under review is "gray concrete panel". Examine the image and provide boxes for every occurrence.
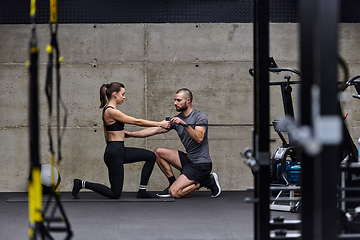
[146,62,254,125]
[269,23,299,62]
[57,24,146,64]
[0,64,29,127]
[0,63,146,128]
[0,24,145,64]
[339,23,360,62]
[0,25,31,64]
[0,128,30,191]
[58,63,147,127]
[147,23,253,62]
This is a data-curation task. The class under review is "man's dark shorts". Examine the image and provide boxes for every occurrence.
[178,151,212,184]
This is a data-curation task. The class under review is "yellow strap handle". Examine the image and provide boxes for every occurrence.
[50,0,57,23]
[28,166,43,238]
[30,0,36,17]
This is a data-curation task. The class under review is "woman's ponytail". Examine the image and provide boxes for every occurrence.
[99,84,108,108]
[99,82,125,108]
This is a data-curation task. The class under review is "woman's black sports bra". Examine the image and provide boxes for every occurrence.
[103,106,124,131]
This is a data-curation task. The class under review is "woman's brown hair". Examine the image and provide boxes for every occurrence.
[99,82,125,108]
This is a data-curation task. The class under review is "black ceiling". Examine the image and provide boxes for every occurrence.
[0,0,359,24]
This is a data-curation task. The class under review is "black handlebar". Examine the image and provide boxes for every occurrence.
[249,67,301,78]
[339,74,360,91]
[352,94,360,100]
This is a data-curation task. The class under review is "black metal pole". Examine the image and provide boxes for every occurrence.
[29,32,40,169]
[253,0,270,239]
[313,0,340,239]
[299,0,315,239]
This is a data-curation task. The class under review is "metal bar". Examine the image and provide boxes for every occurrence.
[270,186,301,190]
[269,81,301,86]
[280,83,295,118]
[337,234,360,240]
[299,0,316,238]
[253,0,270,240]
[338,198,360,202]
[338,187,360,191]
[248,68,301,78]
[312,0,340,239]
[270,220,302,231]
[270,197,302,202]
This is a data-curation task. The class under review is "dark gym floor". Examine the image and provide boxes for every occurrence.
[0,190,300,240]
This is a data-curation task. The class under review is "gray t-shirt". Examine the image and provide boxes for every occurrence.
[169,109,212,164]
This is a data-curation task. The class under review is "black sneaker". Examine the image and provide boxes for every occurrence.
[137,190,159,198]
[156,186,171,198]
[72,179,82,199]
[208,172,221,198]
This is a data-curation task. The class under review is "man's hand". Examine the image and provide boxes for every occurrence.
[170,117,187,126]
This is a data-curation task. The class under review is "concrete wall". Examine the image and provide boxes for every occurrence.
[0,23,359,192]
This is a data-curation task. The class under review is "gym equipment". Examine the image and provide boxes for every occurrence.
[27,0,72,239]
[165,117,253,127]
[41,164,61,190]
[243,56,304,239]
[336,74,360,236]
[28,0,44,238]
[247,57,302,213]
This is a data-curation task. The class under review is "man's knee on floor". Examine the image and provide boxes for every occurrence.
[169,186,182,198]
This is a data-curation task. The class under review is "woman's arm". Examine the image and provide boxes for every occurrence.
[125,127,169,138]
[107,108,169,128]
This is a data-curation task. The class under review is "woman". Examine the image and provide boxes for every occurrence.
[72,82,169,199]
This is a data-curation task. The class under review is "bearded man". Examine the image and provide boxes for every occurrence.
[125,88,221,198]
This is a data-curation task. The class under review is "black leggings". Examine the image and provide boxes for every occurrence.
[85,141,156,199]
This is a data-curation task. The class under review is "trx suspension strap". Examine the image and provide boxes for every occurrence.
[165,117,255,127]
[28,0,48,239]
[43,0,72,238]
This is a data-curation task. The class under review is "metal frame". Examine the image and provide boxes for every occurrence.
[253,0,342,239]
[253,0,270,239]
[302,0,340,239]
[299,0,315,238]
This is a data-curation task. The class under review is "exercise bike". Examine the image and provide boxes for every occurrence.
[248,57,302,212]
[337,74,360,235]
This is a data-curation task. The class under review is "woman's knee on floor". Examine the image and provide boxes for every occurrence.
[109,192,122,199]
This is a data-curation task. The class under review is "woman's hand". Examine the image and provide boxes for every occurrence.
[125,131,133,138]
[158,120,170,129]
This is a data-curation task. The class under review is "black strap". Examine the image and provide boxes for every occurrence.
[45,22,68,162]
[102,106,115,123]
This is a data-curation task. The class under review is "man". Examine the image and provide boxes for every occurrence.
[125,88,221,198]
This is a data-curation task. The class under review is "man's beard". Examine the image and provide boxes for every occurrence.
[176,104,188,112]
